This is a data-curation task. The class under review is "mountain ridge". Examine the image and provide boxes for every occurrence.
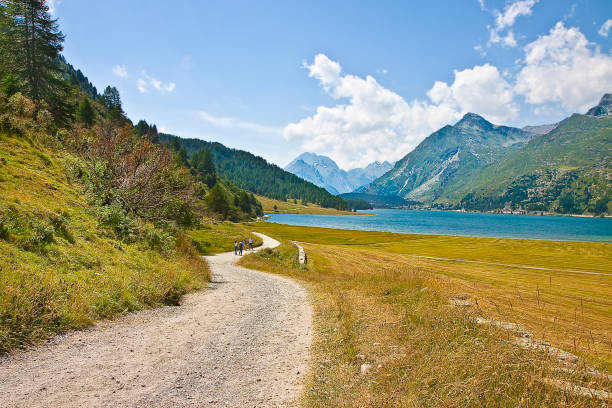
[284,152,392,194]
[360,112,533,203]
[360,94,611,215]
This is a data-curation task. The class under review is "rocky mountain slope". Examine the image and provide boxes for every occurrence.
[459,97,612,214]
[284,152,392,194]
[359,113,532,203]
[361,93,611,215]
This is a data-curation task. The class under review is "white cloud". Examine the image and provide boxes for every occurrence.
[477,0,486,11]
[599,19,612,37]
[47,0,60,14]
[283,54,516,169]
[515,22,612,112]
[112,64,128,78]
[474,44,487,57]
[564,3,577,21]
[136,71,176,94]
[137,78,148,93]
[488,0,537,47]
[198,111,280,134]
[428,64,518,122]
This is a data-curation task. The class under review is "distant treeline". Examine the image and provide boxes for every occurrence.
[158,133,350,211]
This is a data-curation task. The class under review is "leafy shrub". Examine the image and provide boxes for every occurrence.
[143,224,176,255]
[99,202,138,242]
[22,219,55,253]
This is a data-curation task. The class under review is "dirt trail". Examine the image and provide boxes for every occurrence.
[0,233,312,408]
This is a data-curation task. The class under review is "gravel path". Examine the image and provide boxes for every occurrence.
[0,233,312,408]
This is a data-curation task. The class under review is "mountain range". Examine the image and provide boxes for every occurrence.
[358,93,612,215]
[284,152,393,195]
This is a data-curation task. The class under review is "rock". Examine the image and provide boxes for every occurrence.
[360,363,372,375]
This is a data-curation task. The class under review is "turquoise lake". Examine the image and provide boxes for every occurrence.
[265,209,612,243]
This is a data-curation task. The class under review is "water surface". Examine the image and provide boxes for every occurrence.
[266,209,612,242]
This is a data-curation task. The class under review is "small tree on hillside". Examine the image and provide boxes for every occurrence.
[206,184,229,219]
[192,148,216,188]
[76,97,94,127]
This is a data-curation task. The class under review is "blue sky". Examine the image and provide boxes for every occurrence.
[53,0,612,169]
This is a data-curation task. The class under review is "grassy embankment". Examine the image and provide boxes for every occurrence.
[240,222,612,406]
[188,222,263,254]
[0,133,212,353]
[256,194,363,215]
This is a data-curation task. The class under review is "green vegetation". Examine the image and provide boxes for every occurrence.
[458,114,612,215]
[0,131,210,352]
[0,0,261,352]
[158,133,350,211]
[240,224,612,406]
[188,222,263,255]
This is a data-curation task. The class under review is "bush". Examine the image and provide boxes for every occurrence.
[99,202,138,242]
[143,224,176,255]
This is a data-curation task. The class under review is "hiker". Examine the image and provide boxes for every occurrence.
[249,236,253,251]
[234,240,238,255]
[239,240,244,256]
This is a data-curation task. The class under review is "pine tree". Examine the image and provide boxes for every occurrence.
[0,0,72,123]
[192,148,216,187]
[76,96,94,127]
[206,184,229,219]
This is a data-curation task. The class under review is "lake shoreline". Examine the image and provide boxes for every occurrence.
[264,208,612,243]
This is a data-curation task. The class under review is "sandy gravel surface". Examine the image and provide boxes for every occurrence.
[0,233,312,408]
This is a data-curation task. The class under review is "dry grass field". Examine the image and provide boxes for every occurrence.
[256,195,365,215]
[240,222,612,406]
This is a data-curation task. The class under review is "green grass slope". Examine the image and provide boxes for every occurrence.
[459,114,612,214]
[0,133,210,352]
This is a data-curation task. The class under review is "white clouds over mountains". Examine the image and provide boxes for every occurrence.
[515,22,612,112]
[284,22,612,169]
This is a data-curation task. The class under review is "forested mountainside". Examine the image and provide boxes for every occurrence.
[158,133,349,211]
[284,152,392,194]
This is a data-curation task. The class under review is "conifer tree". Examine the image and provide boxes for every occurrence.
[76,96,94,127]
[0,0,72,123]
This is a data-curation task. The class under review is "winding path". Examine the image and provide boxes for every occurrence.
[0,233,312,408]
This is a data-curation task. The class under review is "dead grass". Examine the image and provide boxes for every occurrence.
[256,195,365,215]
[239,224,612,407]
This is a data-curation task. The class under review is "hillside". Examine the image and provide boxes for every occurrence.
[360,113,532,203]
[0,127,209,352]
[158,133,349,211]
[284,152,392,194]
[459,111,612,214]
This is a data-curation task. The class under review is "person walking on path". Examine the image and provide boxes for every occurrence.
[249,236,253,251]
[234,241,238,255]
[239,240,244,256]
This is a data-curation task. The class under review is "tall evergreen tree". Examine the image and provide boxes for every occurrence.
[0,0,71,123]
